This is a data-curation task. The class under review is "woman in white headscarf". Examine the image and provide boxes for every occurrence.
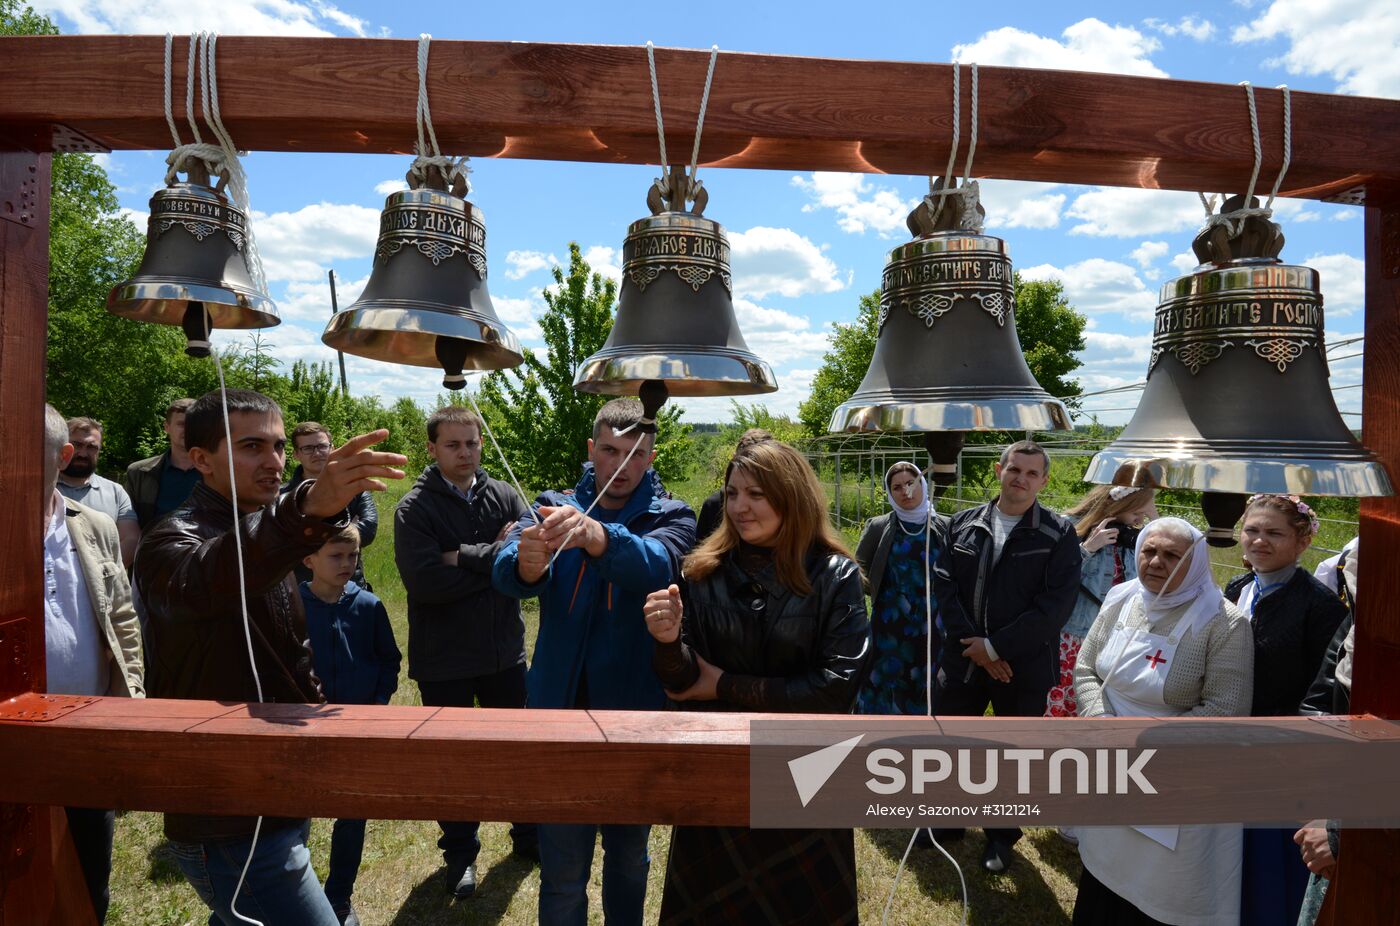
[1072,517,1255,926]
[853,462,960,716]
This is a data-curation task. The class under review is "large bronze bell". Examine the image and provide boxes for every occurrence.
[829,179,1070,490]
[321,165,523,389]
[573,166,777,399]
[1087,194,1392,545]
[108,160,277,356]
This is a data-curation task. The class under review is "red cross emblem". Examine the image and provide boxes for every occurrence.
[1145,649,1167,668]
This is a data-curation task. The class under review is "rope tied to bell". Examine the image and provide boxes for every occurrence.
[1199,81,1293,238]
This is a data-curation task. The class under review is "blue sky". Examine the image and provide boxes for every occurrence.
[35,0,1395,425]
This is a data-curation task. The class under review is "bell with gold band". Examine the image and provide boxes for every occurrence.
[107,157,278,357]
[1086,194,1392,546]
[573,165,777,421]
[829,178,1071,493]
[321,162,523,389]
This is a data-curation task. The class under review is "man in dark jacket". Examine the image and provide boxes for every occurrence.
[124,397,201,531]
[494,398,696,926]
[135,388,406,926]
[394,405,535,897]
[281,421,379,587]
[933,439,1081,873]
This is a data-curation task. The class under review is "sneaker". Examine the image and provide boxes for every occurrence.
[447,863,477,899]
[982,840,1013,873]
[1056,826,1080,846]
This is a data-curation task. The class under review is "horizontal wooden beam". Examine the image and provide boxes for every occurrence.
[1,36,1398,202]
[4,695,1400,828]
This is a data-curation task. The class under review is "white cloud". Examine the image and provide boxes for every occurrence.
[790,172,914,237]
[1170,250,1200,274]
[728,227,846,300]
[581,245,623,283]
[951,18,1167,77]
[1232,0,1400,98]
[1332,210,1360,222]
[373,179,408,197]
[732,298,829,366]
[250,202,380,283]
[276,271,367,324]
[1021,258,1159,319]
[1066,187,1206,237]
[1308,253,1365,317]
[1130,240,1170,269]
[489,293,544,344]
[34,0,374,36]
[504,250,559,281]
[978,180,1067,230]
[1144,16,1217,40]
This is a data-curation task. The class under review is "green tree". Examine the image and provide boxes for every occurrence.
[478,242,693,491]
[797,274,1088,437]
[797,291,880,436]
[0,0,55,36]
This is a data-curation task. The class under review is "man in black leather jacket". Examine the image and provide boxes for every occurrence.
[135,388,405,926]
[933,440,1081,872]
[281,421,379,587]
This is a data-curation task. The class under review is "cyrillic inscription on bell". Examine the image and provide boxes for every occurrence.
[1088,194,1392,544]
[107,157,278,333]
[321,162,523,389]
[574,165,776,397]
[829,178,1069,436]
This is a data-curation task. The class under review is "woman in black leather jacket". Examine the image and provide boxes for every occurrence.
[644,439,870,925]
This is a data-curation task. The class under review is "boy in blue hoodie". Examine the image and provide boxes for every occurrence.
[300,524,402,926]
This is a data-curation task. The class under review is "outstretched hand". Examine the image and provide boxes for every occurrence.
[302,430,407,519]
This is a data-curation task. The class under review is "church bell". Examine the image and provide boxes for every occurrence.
[321,165,523,389]
[829,179,1070,491]
[573,166,777,400]
[107,160,278,355]
[1087,195,1392,545]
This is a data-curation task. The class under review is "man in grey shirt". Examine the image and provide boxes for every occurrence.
[57,417,139,568]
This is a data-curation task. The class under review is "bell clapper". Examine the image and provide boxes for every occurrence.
[180,302,213,358]
[435,336,471,391]
[923,431,965,499]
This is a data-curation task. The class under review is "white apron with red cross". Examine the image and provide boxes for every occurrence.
[1078,596,1244,926]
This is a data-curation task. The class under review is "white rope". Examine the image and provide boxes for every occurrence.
[1200,82,1295,238]
[881,827,968,926]
[209,323,266,926]
[926,62,983,232]
[410,34,470,192]
[545,420,649,572]
[201,33,269,297]
[460,381,543,528]
[162,34,220,186]
[162,34,181,148]
[646,41,668,167]
[645,41,720,205]
[688,45,720,181]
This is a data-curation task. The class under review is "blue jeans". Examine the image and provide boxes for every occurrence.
[538,822,650,926]
[323,818,366,911]
[169,822,339,926]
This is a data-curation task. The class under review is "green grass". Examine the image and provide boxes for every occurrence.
[105,472,1087,925]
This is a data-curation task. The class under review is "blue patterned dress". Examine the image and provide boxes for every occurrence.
[857,526,943,715]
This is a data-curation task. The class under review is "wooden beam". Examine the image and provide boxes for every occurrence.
[0,36,1398,201]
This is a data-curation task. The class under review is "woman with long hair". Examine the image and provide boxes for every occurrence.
[644,440,871,925]
[1224,495,1348,926]
[853,461,960,716]
[1047,484,1157,718]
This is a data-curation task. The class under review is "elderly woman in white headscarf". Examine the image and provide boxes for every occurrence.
[853,462,961,716]
[1072,517,1255,926]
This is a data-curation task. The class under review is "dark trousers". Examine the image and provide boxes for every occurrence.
[65,806,115,924]
[323,817,366,911]
[418,665,538,868]
[932,656,1055,848]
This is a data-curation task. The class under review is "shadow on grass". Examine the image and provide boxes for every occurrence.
[867,827,1077,926]
[145,839,183,884]
[388,852,535,925]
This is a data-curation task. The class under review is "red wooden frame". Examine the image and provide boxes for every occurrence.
[2,36,1398,924]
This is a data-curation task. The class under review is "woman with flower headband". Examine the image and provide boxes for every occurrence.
[1224,494,1349,926]
[1045,484,1158,720]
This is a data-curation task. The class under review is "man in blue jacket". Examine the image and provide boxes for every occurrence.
[493,398,696,926]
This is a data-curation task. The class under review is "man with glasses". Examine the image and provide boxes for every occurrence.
[281,422,379,586]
